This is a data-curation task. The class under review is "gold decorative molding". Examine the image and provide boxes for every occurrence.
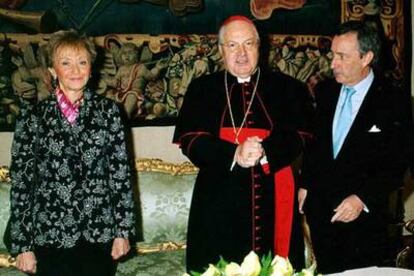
[0,166,10,183]
[0,254,15,268]
[136,241,186,254]
[136,158,198,176]
[0,159,198,183]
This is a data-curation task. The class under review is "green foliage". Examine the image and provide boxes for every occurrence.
[259,252,274,276]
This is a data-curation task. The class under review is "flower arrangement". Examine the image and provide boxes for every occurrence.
[184,251,319,276]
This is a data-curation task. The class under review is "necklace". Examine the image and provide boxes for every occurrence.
[224,67,260,144]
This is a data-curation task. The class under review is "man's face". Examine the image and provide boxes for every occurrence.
[330,32,372,86]
[219,20,259,79]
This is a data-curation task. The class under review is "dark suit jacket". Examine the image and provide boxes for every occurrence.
[302,76,410,222]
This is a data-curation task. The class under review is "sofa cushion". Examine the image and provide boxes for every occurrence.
[136,171,194,245]
[0,182,10,251]
[0,267,25,276]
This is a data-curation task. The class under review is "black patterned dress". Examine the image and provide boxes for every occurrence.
[9,89,136,256]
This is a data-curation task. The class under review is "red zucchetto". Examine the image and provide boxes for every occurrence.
[221,15,255,27]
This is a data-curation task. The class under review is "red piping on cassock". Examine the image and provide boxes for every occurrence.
[220,127,295,257]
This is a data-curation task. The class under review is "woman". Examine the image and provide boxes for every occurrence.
[8,30,136,275]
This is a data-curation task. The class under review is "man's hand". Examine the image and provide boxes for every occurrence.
[298,188,307,214]
[111,238,131,260]
[16,251,37,274]
[235,136,263,168]
[331,194,364,223]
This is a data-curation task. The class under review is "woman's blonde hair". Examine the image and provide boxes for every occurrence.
[46,29,97,67]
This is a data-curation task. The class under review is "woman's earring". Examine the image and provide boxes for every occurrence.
[53,78,58,88]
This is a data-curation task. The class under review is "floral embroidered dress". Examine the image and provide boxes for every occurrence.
[9,89,136,255]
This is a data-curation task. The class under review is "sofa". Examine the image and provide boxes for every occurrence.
[1,159,412,275]
[0,159,198,276]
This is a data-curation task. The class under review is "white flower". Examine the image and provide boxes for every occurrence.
[189,252,314,276]
[295,269,313,276]
[201,264,221,276]
[240,251,261,276]
[270,255,293,276]
[294,261,317,276]
[225,262,242,275]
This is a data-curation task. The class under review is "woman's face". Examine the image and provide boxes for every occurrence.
[49,46,91,95]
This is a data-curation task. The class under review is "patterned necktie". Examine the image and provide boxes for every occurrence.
[332,86,356,158]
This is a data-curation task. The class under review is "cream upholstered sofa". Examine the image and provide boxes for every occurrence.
[0,159,197,276]
[0,159,411,275]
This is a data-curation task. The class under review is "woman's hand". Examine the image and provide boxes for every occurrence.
[111,238,131,260]
[16,251,37,274]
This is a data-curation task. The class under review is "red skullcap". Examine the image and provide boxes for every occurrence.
[221,15,254,27]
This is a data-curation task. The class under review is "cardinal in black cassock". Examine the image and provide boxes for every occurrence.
[173,15,314,273]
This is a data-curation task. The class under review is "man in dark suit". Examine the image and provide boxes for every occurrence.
[298,21,412,274]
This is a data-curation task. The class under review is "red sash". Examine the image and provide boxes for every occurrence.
[220,127,294,258]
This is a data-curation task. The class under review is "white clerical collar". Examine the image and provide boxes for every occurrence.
[237,76,251,83]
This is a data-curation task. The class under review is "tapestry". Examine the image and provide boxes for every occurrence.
[0,0,409,130]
